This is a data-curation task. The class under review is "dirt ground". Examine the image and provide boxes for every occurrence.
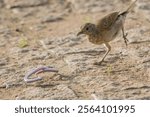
[0,0,150,99]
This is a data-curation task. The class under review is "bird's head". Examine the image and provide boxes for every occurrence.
[77,23,96,36]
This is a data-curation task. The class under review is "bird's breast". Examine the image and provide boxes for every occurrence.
[88,36,104,45]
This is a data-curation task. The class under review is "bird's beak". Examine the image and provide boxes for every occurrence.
[77,31,83,36]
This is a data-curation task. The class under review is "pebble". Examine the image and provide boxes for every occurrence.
[139,3,150,10]
[0,58,8,66]
[0,0,4,8]
[0,69,7,76]
[4,0,49,9]
[19,48,30,53]
[31,51,49,60]
[0,42,6,47]
[41,15,63,23]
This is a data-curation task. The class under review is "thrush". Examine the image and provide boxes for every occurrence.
[77,0,137,65]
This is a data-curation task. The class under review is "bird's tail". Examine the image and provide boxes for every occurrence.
[126,0,137,12]
[120,0,137,16]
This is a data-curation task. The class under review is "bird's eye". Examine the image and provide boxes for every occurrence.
[86,27,89,30]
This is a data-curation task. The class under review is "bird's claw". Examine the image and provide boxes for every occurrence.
[93,61,103,65]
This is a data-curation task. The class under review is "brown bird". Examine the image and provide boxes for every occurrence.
[77,0,137,65]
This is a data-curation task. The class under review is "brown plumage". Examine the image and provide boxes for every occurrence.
[77,0,137,65]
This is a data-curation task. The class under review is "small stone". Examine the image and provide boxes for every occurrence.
[139,3,150,10]
[0,42,6,47]
[0,62,6,66]
[42,38,53,45]
[0,58,8,66]
[31,51,49,60]
[142,58,150,63]
[0,0,4,8]
[0,69,7,76]
[19,48,30,53]
[4,0,49,9]
[41,15,63,23]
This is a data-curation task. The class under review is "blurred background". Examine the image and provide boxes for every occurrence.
[0,0,150,99]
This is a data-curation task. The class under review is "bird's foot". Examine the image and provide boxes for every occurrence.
[93,60,103,65]
[123,32,129,46]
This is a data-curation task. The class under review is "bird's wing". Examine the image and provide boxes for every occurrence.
[96,12,119,31]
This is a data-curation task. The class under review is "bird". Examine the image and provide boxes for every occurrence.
[77,0,137,65]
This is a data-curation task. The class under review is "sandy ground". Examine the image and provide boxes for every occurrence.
[0,0,150,99]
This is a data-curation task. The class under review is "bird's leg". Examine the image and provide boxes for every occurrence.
[94,43,111,65]
[122,25,128,46]
[101,43,111,62]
